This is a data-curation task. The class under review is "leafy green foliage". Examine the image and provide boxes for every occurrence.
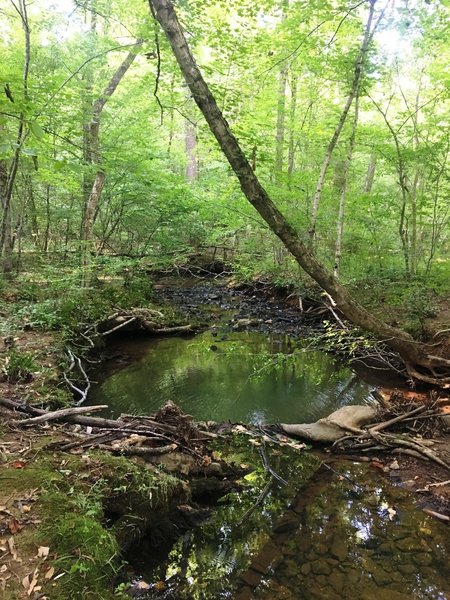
[2,349,37,383]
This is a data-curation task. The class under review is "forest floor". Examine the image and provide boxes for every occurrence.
[0,275,449,598]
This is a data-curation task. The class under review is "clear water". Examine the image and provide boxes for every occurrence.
[90,330,373,423]
[126,441,450,600]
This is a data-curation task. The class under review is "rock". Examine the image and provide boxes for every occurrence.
[252,541,283,574]
[300,562,311,576]
[330,538,348,562]
[274,510,300,533]
[239,569,261,587]
[329,570,346,595]
[280,405,377,443]
[371,569,393,586]
[311,560,332,575]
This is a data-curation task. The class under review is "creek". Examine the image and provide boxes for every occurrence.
[90,282,449,599]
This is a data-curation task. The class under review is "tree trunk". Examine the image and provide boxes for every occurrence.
[287,73,297,179]
[274,66,288,177]
[334,97,359,278]
[184,93,198,181]
[308,0,376,245]
[364,153,376,193]
[0,0,30,273]
[80,40,142,282]
[149,0,450,386]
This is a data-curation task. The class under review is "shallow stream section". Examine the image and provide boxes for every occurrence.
[90,331,372,424]
[125,439,449,600]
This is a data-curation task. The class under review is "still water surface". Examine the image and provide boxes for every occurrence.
[90,330,372,423]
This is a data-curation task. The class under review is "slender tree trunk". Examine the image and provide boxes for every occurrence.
[0,0,30,272]
[80,40,142,282]
[334,97,359,278]
[149,0,450,386]
[309,0,376,245]
[287,72,297,179]
[274,66,288,177]
[364,153,376,193]
[184,93,198,181]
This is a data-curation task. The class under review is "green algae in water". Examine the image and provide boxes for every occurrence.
[90,331,372,423]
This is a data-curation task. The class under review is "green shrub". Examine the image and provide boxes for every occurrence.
[2,349,37,383]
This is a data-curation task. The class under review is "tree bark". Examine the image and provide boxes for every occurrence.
[364,153,376,193]
[148,0,450,386]
[0,0,30,272]
[275,66,288,177]
[287,72,297,179]
[334,96,359,278]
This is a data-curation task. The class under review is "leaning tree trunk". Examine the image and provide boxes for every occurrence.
[148,0,450,387]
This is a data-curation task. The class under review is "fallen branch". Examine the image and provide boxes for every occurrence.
[417,479,450,492]
[97,442,177,456]
[11,405,108,426]
[422,508,450,522]
[368,404,427,432]
[63,349,91,406]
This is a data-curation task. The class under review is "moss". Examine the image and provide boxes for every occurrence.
[0,449,184,600]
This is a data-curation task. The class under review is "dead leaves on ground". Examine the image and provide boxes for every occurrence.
[0,491,58,597]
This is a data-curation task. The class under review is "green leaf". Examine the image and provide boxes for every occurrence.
[30,122,45,140]
[21,147,38,157]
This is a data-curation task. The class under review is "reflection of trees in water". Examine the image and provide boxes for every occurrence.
[91,332,372,421]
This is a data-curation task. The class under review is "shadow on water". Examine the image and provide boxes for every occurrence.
[90,330,373,424]
[125,440,450,600]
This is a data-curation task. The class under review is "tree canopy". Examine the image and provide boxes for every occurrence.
[1,0,449,383]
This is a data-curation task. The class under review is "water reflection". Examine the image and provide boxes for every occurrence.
[126,443,450,600]
[90,331,372,423]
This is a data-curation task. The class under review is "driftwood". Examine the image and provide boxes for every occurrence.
[11,405,108,426]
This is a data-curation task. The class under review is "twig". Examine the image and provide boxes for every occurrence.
[422,508,450,522]
[417,479,450,492]
[63,350,91,406]
[236,478,273,527]
[368,405,427,432]
[100,316,137,336]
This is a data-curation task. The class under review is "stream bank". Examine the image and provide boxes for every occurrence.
[1,274,449,599]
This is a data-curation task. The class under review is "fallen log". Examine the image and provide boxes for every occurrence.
[11,405,108,426]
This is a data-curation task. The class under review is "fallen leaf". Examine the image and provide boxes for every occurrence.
[44,566,55,580]
[0,565,7,573]
[387,507,397,520]
[8,518,23,534]
[37,546,50,558]
[10,461,26,469]
[22,574,31,590]
[0,574,11,590]
[27,569,39,596]
[7,537,17,560]
[135,580,150,590]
